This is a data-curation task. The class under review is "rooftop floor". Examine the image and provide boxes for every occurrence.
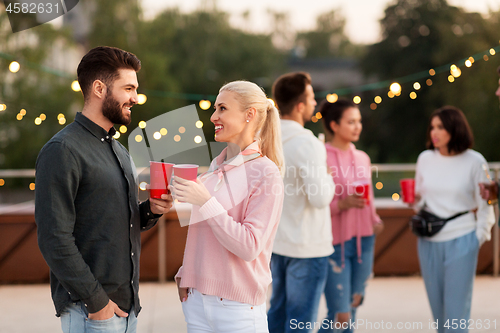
[1,276,499,333]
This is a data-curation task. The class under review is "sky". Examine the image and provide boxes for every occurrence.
[140,0,500,44]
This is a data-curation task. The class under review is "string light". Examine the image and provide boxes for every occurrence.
[71,80,81,92]
[413,82,421,90]
[137,94,147,105]
[390,82,402,95]
[113,132,120,139]
[374,96,382,104]
[139,182,147,191]
[138,121,147,129]
[410,92,417,99]
[135,135,143,142]
[9,61,20,73]
[448,75,455,83]
[179,126,186,134]
[490,48,496,56]
[34,117,42,125]
[199,100,211,110]
[29,183,35,191]
[153,131,161,140]
[311,116,318,123]
[376,182,383,190]
[450,65,461,78]
[59,117,66,125]
[194,135,202,144]
[16,114,23,120]
[326,93,338,103]
[426,79,433,86]
[392,193,400,201]
[160,128,168,135]
[370,103,377,110]
[174,135,181,142]
[465,60,472,67]
[195,121,203,128]
[0,179,4,186]
[40,113,46,121]
[119,125,127,133]
[388,91,395,98]
[315,112,322,119]
[353,96,361,104]
[483,55,489,61]
[429,69,436,76]
[0,104,6,111]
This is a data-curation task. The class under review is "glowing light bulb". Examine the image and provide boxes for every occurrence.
[326,93,339,103]
[199,100,211,110]
[71,80,81,92]
[390,82,401,95]
[137,94,147,105]
[9,61,20,73]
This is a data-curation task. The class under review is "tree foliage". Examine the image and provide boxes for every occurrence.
[360,0,500,162]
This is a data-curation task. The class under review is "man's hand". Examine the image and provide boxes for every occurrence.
[88,299,128,320]
[149,193,174,215]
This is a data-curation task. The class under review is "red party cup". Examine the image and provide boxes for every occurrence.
[173,164,199,181]
[353,180,370,205]
[400,178,415,203]
[150,161,174,199]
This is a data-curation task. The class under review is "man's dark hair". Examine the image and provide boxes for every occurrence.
[77,46,141,100]
[319,98,357,135]
[497,65,500,75]
[272,72,312,116]
[426,106,473,154]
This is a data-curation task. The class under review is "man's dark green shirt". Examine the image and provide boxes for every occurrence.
[35,112,160,317]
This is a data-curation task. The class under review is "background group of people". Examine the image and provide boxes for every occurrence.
[34,45,499,333]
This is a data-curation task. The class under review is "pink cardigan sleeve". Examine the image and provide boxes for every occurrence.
[198,169,284,262]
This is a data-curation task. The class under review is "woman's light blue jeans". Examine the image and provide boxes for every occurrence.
[319,235,375,333]
[418,231,479,333]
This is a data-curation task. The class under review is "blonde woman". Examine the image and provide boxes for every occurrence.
[173,81,284,333]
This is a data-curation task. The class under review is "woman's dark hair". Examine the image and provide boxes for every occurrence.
[426,106,473,154]
[319,98,357,135]
[77,46,141,100]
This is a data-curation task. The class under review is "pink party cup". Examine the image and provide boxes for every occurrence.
[173,164,199,181]
[150,161,174,199]
[353,181,370,205]
[400,178,416,203]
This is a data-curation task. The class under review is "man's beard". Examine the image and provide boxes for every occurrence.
[102,91,131,126]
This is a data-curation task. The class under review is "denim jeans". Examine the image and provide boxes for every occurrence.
[319,235,375,333]
[60,301,137,333]
[418,231,479,333]
[182,288,268,333]
[267,254,329,333]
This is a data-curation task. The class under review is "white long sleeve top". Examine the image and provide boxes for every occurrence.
[272,119,335,258]
[415,149,495,244]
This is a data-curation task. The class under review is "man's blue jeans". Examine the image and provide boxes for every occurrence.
[60,301,137,333]
[267,254,329,333]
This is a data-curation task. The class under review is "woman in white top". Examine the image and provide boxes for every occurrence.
[414,106,495,333]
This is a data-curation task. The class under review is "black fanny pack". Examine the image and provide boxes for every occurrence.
[410,209,470,237]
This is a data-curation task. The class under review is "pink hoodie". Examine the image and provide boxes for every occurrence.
[325,142,381,264]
